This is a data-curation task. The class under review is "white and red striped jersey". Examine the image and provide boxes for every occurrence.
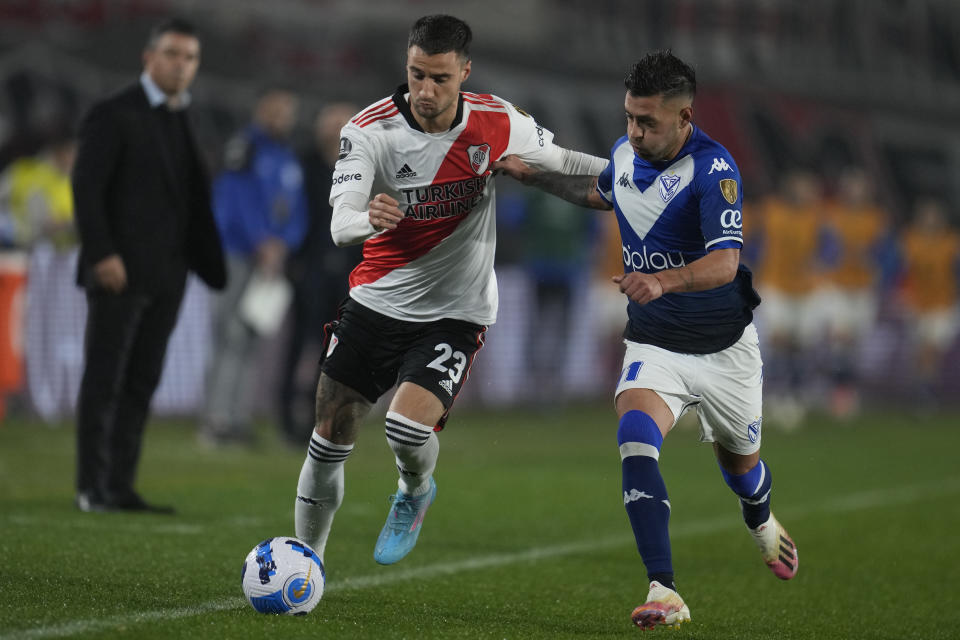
[330,85,571,325]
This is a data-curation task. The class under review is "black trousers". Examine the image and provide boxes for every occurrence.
[75,285,184,500]
[277,278,344,443]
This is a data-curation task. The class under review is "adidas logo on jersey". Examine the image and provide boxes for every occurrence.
[395,164,418,179]
[438,379,453,396]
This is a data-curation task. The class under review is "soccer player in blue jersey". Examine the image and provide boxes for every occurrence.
[494,50,798,630]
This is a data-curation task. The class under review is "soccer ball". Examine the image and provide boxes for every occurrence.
[241,537,325,615]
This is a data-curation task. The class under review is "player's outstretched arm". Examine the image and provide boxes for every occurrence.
[493,154,612,211]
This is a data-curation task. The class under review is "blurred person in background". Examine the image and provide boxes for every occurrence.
[71,18,226,513]
[752,168,829,425]
[293,14,607,574]
[495,50,797,630]
[0,134,86,421]
[0,249,23,423]
[591,209,633,390]
[277,103,362,446]
[519,188,596,404]
[200,87,308,447]
[461,184,529,406]
[818,166,893,417]
[0,135,76,249]
[897,197,960,406]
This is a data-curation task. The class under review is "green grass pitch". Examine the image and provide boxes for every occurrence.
[1,404,958,639]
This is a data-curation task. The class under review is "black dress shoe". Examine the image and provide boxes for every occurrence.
[75,491,109,513]
[107,492,177,515]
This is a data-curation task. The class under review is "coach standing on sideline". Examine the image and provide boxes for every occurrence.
[71,17,226,514]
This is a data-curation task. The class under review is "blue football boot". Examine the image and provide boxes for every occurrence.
[373,478,437,565]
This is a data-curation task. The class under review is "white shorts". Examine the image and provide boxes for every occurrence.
[614,324,763,455]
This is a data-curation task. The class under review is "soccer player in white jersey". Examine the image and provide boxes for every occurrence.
[293,15,607,570]
[494,50,798,630]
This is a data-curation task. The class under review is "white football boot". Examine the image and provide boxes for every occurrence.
[630,580,691,630]
[748,512,798,579]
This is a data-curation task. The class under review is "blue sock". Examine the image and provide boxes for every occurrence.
[618,410,673,586]
[720,459,772,529]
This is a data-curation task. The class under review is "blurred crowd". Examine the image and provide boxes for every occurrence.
[2,121,957,431]
[745,167,960,424]
[0,1,958,434]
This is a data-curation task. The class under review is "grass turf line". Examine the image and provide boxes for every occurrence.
[1,406,959,639]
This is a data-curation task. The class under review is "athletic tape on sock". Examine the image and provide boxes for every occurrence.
[307,433,353,464]
[385,411,433,447]
[617,410,663,461]
[720,459,768,500]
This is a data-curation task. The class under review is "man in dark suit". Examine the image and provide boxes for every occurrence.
[71,17,226,513]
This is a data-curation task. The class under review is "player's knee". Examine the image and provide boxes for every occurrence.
[314,377,370,437]
[617,410,663,459]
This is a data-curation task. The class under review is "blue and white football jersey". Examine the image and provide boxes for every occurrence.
[597,125,760,354]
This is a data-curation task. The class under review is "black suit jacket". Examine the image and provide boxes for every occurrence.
[72,82,226,293]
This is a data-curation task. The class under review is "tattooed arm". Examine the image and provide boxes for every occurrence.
[493,154,612,211]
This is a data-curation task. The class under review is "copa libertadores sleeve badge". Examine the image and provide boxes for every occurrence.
[719,179,738,205]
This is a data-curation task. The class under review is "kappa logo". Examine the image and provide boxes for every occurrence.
[623,488,653,505]
[707,157,733,175]
[439,378,453,396]
[658,173,682,202]
[467,143,491,175]
[617,172,633,189]
[395,163,418,179]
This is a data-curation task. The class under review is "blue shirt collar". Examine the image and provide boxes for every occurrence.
[140,71,191,110]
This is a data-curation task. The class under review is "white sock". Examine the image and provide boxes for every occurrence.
[385,411,438,496]
[295,433,353,560]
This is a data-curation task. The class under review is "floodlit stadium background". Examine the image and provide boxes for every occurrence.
[0,0,958,424]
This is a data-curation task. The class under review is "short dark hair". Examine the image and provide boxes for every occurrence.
[408,14,472,59]
[146,17,198,49]
[624,50,696,100]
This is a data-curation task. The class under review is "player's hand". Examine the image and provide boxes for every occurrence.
[369,193,404,231]
[93,254,128,293]
[613,272,663,306]
[492,154,536,183]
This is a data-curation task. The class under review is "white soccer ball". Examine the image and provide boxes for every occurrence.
[241,537,325,615]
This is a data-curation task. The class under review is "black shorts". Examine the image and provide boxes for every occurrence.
[321,298,487,413]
